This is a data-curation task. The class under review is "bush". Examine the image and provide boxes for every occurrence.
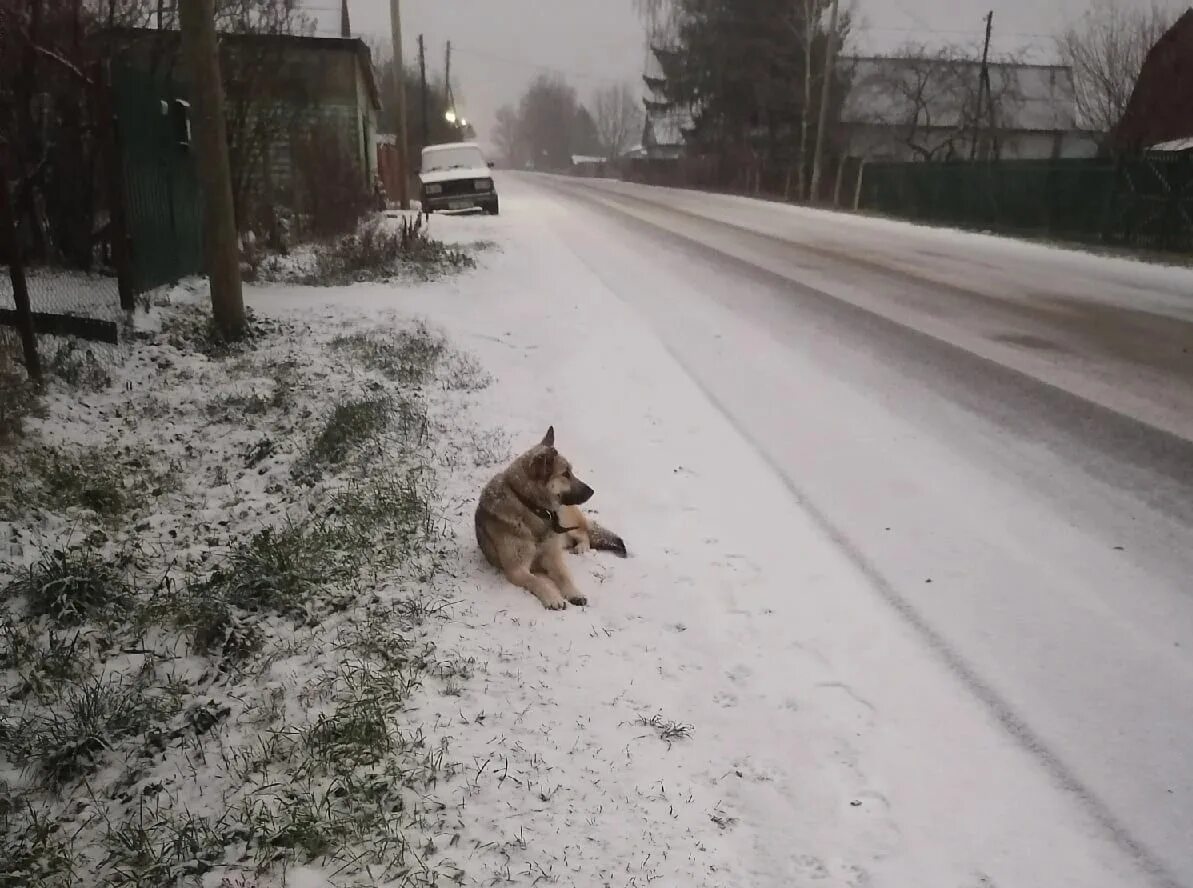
[301,215,475,286]
[294,125,373,239]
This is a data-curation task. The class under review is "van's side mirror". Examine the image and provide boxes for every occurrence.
[487,160,495,168]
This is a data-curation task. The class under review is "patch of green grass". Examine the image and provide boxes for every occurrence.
[101,808,233,888]
[331,323,491,394]
[0,619,89,702]
[329,466,440,567]
[0,803,77,887]
[303,699,393,769]
[187,597,265,664]
[16,445,177,521]
[210,359,299,422]
[197,523,347,620]
[292,396,391,482]
[332,324,446,388]
[0,674,184,788]
[440,351,492,392]
[5,547,132,627]
[32,447,130,517]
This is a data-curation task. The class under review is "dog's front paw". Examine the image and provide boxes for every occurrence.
[542,596,568,611]
[566,593,588,607]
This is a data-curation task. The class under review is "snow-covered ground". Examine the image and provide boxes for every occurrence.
[3,181,1189,888]
[544,174,1193,443]
[250,196,1179,885]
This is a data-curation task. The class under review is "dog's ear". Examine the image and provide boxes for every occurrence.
[541,426,555,447]
[529,448,554,481]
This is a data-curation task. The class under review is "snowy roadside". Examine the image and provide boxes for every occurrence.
[0,254,508,887]
[1,192,1154,888]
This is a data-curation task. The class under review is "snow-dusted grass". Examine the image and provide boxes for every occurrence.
[253,215,477,288]
[0,288,501,887]
[0,333,45,442]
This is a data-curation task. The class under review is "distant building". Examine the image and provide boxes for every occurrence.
[570,155,608,177]
[840,56,1100,162]
[1115,10,1193,153]
[641,45,693,160]
[105,28,381,210]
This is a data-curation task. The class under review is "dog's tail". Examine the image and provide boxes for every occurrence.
[589,522,628,558]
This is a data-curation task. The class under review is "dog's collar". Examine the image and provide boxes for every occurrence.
[513,488,577,535]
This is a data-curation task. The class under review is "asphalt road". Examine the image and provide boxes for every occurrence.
[518,172,1193,888]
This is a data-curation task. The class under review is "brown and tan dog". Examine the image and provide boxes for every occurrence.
[475,427,623,610]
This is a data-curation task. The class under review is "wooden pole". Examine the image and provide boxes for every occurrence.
[971,11,993,161]
[100,63,136,310]
[418,34,428,148]
[0,165,41,382]
[388,0,411,209]
[809,0,840,202]
[178,0,246,338]
[446,39,455,135]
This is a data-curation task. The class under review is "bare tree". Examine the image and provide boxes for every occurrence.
[492,104,522,167]
[212,0,314,229]
[592,82,644,159]
[1057,0,1177,136]
[786,0,833,199]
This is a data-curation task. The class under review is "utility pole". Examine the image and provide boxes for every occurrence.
[418,34,428,148]
[445,40,454,120]
[809,0,840,203]
[388,0,410,209]
[179,0,245,338]
[971,10,993,161]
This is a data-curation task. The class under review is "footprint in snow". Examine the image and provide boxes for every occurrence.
[726,663,753,684]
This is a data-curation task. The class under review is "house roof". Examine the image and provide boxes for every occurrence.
[102,27,382,110]
[841,55,1080,133]
[1115,10,1193,151]
[1148,137,1193,153]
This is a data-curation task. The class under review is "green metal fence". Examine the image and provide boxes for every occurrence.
[113,66,205,293]
[858,155,1193,253]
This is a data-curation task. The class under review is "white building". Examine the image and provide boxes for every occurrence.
[840,56,1102,162]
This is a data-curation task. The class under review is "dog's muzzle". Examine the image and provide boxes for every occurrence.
[562,481,594,506]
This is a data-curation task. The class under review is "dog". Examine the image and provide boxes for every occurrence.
[475,427,625,610]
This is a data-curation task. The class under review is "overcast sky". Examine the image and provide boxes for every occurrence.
[312,0,1186,147]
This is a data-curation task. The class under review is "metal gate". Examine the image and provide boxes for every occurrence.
[113,66,205,294]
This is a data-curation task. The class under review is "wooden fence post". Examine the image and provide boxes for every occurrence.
[0,164,41,381]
